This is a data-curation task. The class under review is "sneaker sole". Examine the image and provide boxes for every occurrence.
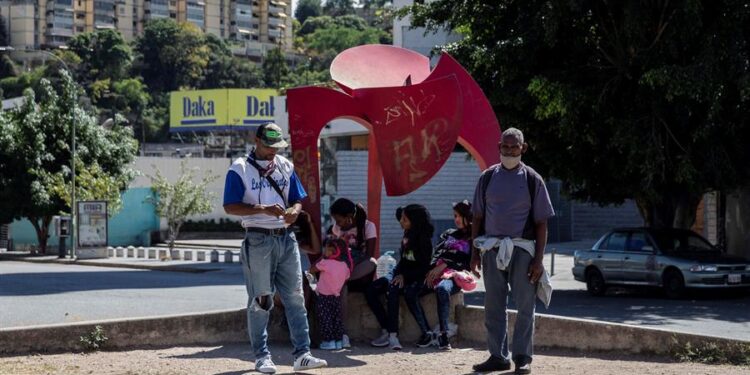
[294,363,327,371]
[255,367,277,374]
[371,341,389,347]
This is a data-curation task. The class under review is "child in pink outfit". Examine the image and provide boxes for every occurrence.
[309,238,351,350]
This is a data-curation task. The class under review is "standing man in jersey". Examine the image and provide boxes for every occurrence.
[470,127,555,375]
[223,123,327,374]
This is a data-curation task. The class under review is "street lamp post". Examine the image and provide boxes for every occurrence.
[0,46,77,259]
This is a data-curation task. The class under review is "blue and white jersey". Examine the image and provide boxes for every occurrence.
[223,154,307,229]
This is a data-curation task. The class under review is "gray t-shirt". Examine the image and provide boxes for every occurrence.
[472,163,555,238]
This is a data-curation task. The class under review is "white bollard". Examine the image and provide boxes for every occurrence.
[115,247,124,257]
[107,247,115,257]
[158,249,168,260]
[148,249,157,259]
[137,247,145,258]
[127,246,135,258]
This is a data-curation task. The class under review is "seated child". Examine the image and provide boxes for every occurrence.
[309,238,351,350]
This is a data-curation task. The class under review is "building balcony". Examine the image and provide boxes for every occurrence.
[231,25,258,35]
[45,27,74,37]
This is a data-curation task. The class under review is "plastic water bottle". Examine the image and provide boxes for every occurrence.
[376,251,398,281]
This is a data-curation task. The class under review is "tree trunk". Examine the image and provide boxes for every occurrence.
[636,190,703,229]
[29,215,52,254]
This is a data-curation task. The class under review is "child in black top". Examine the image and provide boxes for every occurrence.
[365,204,434,350]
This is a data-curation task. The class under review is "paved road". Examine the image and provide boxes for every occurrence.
[2,241,749,341]
[0,261,247,328]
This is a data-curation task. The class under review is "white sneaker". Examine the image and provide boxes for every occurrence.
[342,334,351,348]
[255,356,277,374]
[370,329,389,347]
[388,334,402,351]
[293,352,328,371]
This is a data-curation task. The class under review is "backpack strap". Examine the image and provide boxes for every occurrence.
[521,166,537,240]
[478,165,498,236]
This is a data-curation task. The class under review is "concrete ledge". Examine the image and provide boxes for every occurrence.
[0,309,247,355]
[456,305,749,355]
[3,296,747,356]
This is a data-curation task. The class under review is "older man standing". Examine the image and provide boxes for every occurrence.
[223,123,327,374]
[470,127,555,375]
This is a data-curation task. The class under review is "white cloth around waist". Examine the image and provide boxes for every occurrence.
[473,235,553,308]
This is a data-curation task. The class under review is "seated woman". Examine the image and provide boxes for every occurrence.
[328,198,379,348]
[423,200,474,350]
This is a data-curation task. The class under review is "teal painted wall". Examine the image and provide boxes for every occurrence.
[10,188,159,249]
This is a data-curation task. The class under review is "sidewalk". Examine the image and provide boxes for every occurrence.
[0,343,745,375]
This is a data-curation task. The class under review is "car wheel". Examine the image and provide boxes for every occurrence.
[663,269,685,299]
[585,269,607,297]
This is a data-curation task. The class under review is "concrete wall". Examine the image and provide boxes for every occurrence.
[9,188,159,249]
[570,200,644,240]
[456,306,749,355]
[3,296,747,356]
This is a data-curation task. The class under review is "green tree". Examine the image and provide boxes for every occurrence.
[323,0,354,17]
[201,34,264,89]
[68,29,133,82]
[147,161,218,252]
[405,0,750,229]
[112,78,151,148]
[295,0,322,24]
[0,54,18,79]
[298,14,368,36]
[134,19,210,93]
[306,25,389,54]
[262,47,290,89]
[0,72,137,253]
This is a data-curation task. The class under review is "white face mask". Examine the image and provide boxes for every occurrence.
[255,159,272,168]
[501,155,522,169]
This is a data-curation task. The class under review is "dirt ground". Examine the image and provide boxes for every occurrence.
[0,343,747,375]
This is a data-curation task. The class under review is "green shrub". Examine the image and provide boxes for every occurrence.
[79,325,108,352]
[672,340,750,366]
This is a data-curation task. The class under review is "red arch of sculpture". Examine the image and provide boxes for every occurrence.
[287,46,501,256]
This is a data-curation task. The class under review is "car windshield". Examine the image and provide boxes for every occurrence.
[650,230,717,254]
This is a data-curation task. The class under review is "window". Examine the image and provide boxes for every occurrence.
[602,232,627,251]
[627,232,651,252]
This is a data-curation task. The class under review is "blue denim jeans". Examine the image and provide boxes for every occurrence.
[482,248,536,365]
[365,277,431,334]
[365,277,400,333]
[434,278,460,333]
[240,230,310,359]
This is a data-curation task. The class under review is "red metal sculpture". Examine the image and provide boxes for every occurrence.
[287,45,501,255]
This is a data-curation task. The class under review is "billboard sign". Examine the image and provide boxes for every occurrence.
[170,89,278,132]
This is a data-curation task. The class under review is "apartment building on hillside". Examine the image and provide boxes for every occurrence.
[0,0,292,59]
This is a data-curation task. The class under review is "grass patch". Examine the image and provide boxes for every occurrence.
[672,340,750,366]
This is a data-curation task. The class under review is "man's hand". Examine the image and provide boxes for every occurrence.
[528,259,544,284]
[263,204,285,217]
[470,253,482,279]
[283,207,299,225]
[391,274,404,288]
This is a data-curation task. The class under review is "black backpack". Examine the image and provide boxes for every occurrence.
[477,164,537,240]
